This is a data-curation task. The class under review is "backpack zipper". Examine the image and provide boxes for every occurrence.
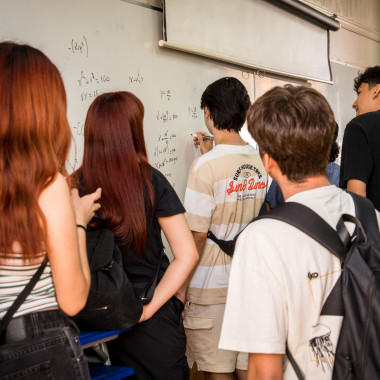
[359,275,376,376]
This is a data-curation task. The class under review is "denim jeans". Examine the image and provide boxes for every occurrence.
[0,309,90,380]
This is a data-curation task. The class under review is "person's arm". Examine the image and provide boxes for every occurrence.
[347,179,366,198]
[192,231,207,258]
[39,174,101,316]
[248,353,283,380]
[174,230,207,304]
[139,213,199,322]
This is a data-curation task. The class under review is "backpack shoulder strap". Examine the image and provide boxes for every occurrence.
[0,256,48,337]
[206,230,235,257]
[255,202,347,262]
[349,192,380,244]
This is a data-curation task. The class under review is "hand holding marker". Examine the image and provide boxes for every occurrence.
[191,133,214,154]
[190,133,214,141]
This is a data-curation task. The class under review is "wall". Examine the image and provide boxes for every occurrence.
[1,0,379,183]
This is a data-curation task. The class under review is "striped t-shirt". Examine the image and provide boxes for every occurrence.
[184,144,268,305]
[0,252,58,318]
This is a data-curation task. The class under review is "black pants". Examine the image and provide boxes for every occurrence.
[0,309,90,380]
[108,297,189,380]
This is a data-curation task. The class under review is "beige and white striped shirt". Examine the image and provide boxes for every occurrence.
[184,144,267,305]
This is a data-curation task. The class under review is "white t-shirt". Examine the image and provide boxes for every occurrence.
[219,186,377,379]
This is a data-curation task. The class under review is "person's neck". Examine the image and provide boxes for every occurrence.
[278,175,331,200]
[213,129,247,146]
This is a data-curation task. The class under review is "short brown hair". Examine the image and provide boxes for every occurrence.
[247,85,335,182]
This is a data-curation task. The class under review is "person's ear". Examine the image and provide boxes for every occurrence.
[261,152,282,179]
[372,84,380,100]
[204,106,210,120]
[261,152,275,172]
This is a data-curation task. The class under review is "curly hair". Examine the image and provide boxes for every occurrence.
[354,66,380,93]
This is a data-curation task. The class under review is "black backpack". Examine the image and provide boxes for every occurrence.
[255,193,380,380]
[73,223,143,331]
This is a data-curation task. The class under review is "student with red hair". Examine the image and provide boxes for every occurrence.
[72,91,198,380]
[0,42,101,379]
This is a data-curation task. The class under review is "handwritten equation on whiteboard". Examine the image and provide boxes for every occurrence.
[68,36,89,57]
[154,130,179,172]
[77,71,111,102]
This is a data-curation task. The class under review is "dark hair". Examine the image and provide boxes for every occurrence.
[329,122,340,163]
[200,77,251,132]
[247,85,335,182]
[0,42,71,263]
[354,66,380,93]
[72,92,154,256]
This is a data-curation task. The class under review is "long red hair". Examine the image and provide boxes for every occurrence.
[0,42,72,263]
[73,92,154,255]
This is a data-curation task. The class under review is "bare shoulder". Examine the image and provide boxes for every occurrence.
[39,173,71,209]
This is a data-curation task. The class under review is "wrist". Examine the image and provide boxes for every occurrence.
[76,224,87,232]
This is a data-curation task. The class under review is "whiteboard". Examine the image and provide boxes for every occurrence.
[0,0,363,201]
[0,0,255,202]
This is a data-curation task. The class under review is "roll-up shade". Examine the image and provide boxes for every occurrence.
[161,0,334,84]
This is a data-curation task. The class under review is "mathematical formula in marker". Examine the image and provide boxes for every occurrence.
[77,71,110,87]
[76,70,111,102]
[156,110,178,123]
[155,156,179,170]
[129,71,144,84]
[160,90,171,101]
[154,130,179,173]
[188,106,199,119]
[80,90,99,102]
[154,143,176,156]
[68,36,89,57]
[73,121,84,136]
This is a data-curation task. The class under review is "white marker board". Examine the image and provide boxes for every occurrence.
[0,0,255,202]
[0,0,363,201]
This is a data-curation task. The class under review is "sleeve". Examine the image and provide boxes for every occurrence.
[184,160,216,233]
[265,180,285,208]
[219,222,287,354]
[152,168,185,218]
[339,120,373,187]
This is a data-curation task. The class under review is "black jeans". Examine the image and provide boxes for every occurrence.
[108,297,188,380]
[0,309,90,380]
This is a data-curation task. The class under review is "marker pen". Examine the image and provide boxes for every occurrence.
[191,134,214,141]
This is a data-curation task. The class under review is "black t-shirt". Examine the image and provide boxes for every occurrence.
[340,110,380,210]
[121,168,185,286]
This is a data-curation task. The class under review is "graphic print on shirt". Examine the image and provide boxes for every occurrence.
[309,324,335,372]
[226,164,266,200]
[307,268,342,373]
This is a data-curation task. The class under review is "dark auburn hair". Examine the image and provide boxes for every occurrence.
[72,91,154,255]
[200,77,251,132]
[354,66,380,93]
[0,42,71,263]
[247,85,335,182]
